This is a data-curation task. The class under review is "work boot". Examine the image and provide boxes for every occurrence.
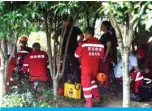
[100,87,111,92]
[93,98,100,103]
[85,104,92,108]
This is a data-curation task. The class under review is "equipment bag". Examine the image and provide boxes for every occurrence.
[138,83,152,101]
[64,82,81,99]
[130,92,141,102]
[131,83,152,102]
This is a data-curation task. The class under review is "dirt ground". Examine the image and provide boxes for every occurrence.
[53,81,152,108]
[9,74,152,108]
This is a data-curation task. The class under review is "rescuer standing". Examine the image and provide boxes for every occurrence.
[75,27,104,107]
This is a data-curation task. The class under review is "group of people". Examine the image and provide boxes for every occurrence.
[5,16,152,108]
[6,36,51,90]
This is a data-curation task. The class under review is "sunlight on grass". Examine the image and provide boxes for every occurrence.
[28,31,47,51]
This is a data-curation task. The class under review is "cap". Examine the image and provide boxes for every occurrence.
[136,49,145,58]
[20,35,28,42]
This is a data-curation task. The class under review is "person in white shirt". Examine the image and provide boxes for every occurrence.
[114,53,139,79]
[114,50,148,94]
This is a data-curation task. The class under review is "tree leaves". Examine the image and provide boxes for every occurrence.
[0,1,152,39]
[134,2,141,9]
[148,4,152,9]
[99,1,152,31]
[102,2,110,7]
[51,1,80,16]
[0,2,41,39]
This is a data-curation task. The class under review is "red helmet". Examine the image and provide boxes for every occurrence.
[20,35,28,42]
[136,49,145,58]
[96,73,108,84]
[58,86,64,96]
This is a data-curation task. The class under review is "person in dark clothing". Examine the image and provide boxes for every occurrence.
[99,21,117,90]
[109,24,118,64]
[100,21,118,64]
[61,16,84,83]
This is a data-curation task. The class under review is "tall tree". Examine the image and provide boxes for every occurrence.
[28,1,81,99]
[99,1,152,107]
[0,1,40,106]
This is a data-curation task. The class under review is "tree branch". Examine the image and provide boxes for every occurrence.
[56,25,67,80]
[48,14,56,77]
[108,13,124,55]
[128,2,148,47]
[44,12,53,77]
[8,37,18,63]
[130,2,149,28]
[86,10,90,27]
[128,14,135,47]
[0,47,5,64]
[1,39,8,79]
[2,39,8,60]
[57,16,77,80]
[92,11,99,28]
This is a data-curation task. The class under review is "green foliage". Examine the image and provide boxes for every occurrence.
[3,72,53,107]
[0,1,42,39]
[1,2,152,107]
[0,1,151,39]
[3,91,33,107]
[99,1,152,31]
[51,1,80,16]
[78,1,102,28]
[3,89,54,107]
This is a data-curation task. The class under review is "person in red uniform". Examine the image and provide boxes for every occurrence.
[146,59,152,81]
[3,39,16,92]
[5,39,17,91]
[99,21,117,90]
[21,42,50,82]
[132,49,150,93]
[5,57,16,92]
[16,36,32,68]
[75,27,104,107]
[138,49,152,82]
[114,49,150,94]
[15,36,32,80]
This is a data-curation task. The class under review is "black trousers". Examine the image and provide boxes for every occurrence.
[61,53,81,84]
[112,47,117,64]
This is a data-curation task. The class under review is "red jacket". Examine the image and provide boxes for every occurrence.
[22,50,49,82]
[75,37,104,70]
[16,46,32,66]
[6,57,15,83]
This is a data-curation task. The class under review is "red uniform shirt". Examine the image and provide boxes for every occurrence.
[22,50,49,82]
[16,46,32,66]
[75,37,104,69]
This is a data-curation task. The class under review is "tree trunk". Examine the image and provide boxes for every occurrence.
[8,37,18,63]
[44,12,53,77]
[56,27,67,79]
[0,63,5,107]
[1,39,8,79]
[109,13,131,107]
[92,12,98,28]
[147,39,152,59]
[52,79,58,100]
[44,11,60,98]
[109,13,124,55]
[59,20,76,79]
[4,60,8,81]
[86,11,90,27]
[56,16,77,80]
[132,41,135,53]
[0,39,9,106]
[0,47,5,107]
[122,48,130,107]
